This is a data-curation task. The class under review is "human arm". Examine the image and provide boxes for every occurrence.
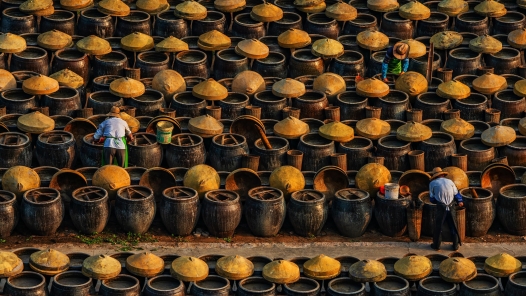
[93,121,105,143]
[401,58,409,74]
[123,121,134,142]
[429,183,437,204]
[381,49,393,81]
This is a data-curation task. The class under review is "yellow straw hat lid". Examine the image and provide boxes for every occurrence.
[235,38,269,59]
[296,2,326,13]
[136,0,170,14]
[0,33,27,53]
[192,78,228,101]
[469,34,502,54]
[396,121,432,142]
[472,72,507,95]
[430,31,463,50]
[356,77,389,98]
[50,69,84,89]
[443,166,469,190]
[175,0,207,20]
[399,0,431,20]
[60,0,94,10]
[355,163,391,195]
[126,252,165,278]
[152,69,186,101]
[37,30,73,51]
[401,39,427,58]
[214,0,246,12]
[1,166,40,199]
[513,79,526,97]
[170,256,209,282]
[313,72,346,98]
[508,28,526,49]
[0,251,23,277]
[20,0,54,15]
[439,257,477,283]
[231,70,265,96]
[76,35,112,55]
[349,259,387,282]
[198,30,231,51]
[356,29,389,51]
[394,256,433,281]
[82,255,122,279]
[155,36,189,52]
[484,253,522,277]
[437,0,469,16]
[273,116,310,139]
[0,69,18,91]
[269,166,305,197]
[303,254,341,280]
[250,2,283,22]
[29,249,70,276]
[120,32,154,52]
[311,38,344,58]
[440,118,475,140]
[272,78,306,98]
[278,29,312,49]
[474,0,506,17]
[110,77,146,98]
[17,111,55,133]
[437,80,471,99]
[367,0,399,12]
[97,0,130,16]
[215,255,254,280]
[325,1,358,21]
[188,114,224,137]
[355,118,390,139]
[319,121,354,142]
[262,260,300,284]
[395,71,429,98]
[480,125,517,147]
[183,164,220,197]
[22,74,60,95]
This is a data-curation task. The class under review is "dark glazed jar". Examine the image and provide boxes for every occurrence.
[93,51,129,77]
[42,87,81,117]
[115,10,151,37]
[115,186,156,234]
[88,91,124,115]
[0,88,37,114]
[297,133,335,171]
[289,49,325,78]
[288,190,328,237]
[484,48,521,75]
[343,13,377,35]
[446,48,482,76]
[232,13,266,39]
[268,12,302,35]
[304,13,340,39]
[293,90,329,120]
[154,11,189,38]
[382,11,414,39]
[493,12,525,35]
[136,51,170,78]
[202,190,242,237]
[78,8,114,38]
[259,36,289,61]
[1,8,35,34]
[455,12,489,36]
[11,47,49,75]
[214,48,249,80]
[171,91,207,117]
[21,188,64,236]
[40,10,75,35]
[417,12,449,36]
[175,50,209,79]
[52,49,90,86]
[329,50,365,77]
[192,11,226,35]
[252,51,288,78]
[4,272,48,296]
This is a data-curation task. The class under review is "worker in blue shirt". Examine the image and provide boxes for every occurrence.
[429,167,464,251]
[381,42,410,82]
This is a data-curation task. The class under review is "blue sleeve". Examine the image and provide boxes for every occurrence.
[454,192,463,203]
[381,62,389,79]
[402,58,409,72]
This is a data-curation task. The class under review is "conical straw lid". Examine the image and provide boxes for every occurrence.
[121,32,154,52]
[152,69,186,100]
[192,78,228,101]
[0,69,17,91]
[60,0,94,11]
[272,78,306,98]
[319,121,354,142]
[469,35,502,54]
[20,0,54,15]
[198,30,231,51]
[175,0,207,20]
[513,79,526,97]
[214,0,246,12]
[356,77,389,97]
[438,0,469,16]
[326,1,357,21]
[119,112,140,133]
[356,118,390,139]
[367,0,399,12]
[439,258,477,283]
[296,2,327,13]
[76,35,112,55]
[231,70,265,96]
[188,114,224,137]
[126,252,164,278]
[472,73,507,95]
[262,260,300,284]
[303,254,341,280]
[357,29,389,51]
[399,0,431,20]
[0,251,23,277]
[481,125,516,147]
[474,0,506,17]
[156,36,189,52]
[22,74,60,95]
[508,28,526,49]
[170,256,209,282]
[294,0,324,8]
[484,253,521,277]
[430,31,463,49]
[136,0,169,14]
[440,118,475,140]
[216,255,254,280]
[349,259,387,282]
[50,69,84,88]
[311,38,344,58]
[29,249,69,276]
[274,116,310,139]
[250,2,283,22]
[17,111,55,133]
[394,256,433,281]
[355,163,391,195]
[37,30,73,50]
[313,72,346,97]
[278,29,311,49]
[401,39,427,58]
[396,121,432,142]
[235,38,269,59]
[0,33,27,53]
[82,255,121,279]
[97,0,130,16]
[437,80,471,99]
[395,71,428,97]
[109,77,146,98]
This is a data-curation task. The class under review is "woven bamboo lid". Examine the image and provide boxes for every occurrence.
[235,39,269,59]
[170,256,209,282]
[303,254,341,280]
[136,0,170,14]
[437,80,471,99]
[508,28,526,49]
[394,256,433,281]
[183,164,220,197]
[269,166,305,197]
[262,260,300,284]
[484,253,522,277]
[357,29,389,51]
[519,117,526,136]
[274,116,310,139]
[20,0,54,15]
[76,35,112,55]
[399,0,431,20]
[437,0,469,16]
[37,30,73,51]
[311,38,344,58]
[355,163,391,195]
[513,79,526,97]
[192,78,228,101]
[29,249,70,276]
[126,252,165,278]
[441,118,475,140]
[214,0,246,12]
[367,0,399,12]
[92,165,130,198]
[294,0,324,8]
[82,255,121,279]
[313,73,346,98]
[439,258,477,283]
[278,29,311,49]
[0,33,27,53]
[250,2,283,22]
[325,1,357,21]
[401,39,427,58]
[2,166,40,199]
[22,74,60,95]
[121,32,154,52]
[349,259,387,282]
[296,2,326,13]
[17,112,55,133]
[356,77,389,97]
[216,255,254,280]
[481,125,516,147]
[152,69,186,100]
[155,36,189,52]
[175,0,207,20]
[430,31,463,49]
[469,35,502,54]
[188,115,224,137]
[198,30,231,51]
[50,69,84,89]
[119,112,139,133]
[396,121,432,142]
[231,71,265,96]
[97,0,130,16]
[272,78,306,98]
[109,77,145,98]
[472,73,507,95]
[443,166,469,189]
[0,69,18,91]
[60,0,94,10]
[0,251,23,278]
[356,118,390,139]
[395,71,428,97]
[319,121,354,142]
[474,0,506,17]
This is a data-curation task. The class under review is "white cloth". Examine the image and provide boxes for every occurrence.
[429,177,459,210]
[93,117,131,149]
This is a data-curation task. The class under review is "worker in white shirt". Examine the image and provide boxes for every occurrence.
[93,106,134,168]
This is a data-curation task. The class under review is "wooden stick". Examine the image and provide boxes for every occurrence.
[255,124,272,149]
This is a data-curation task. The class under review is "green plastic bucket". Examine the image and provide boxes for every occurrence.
[156,121,173,144]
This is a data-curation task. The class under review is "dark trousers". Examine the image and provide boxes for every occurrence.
[103,147,126,167]
[433,211,459,249]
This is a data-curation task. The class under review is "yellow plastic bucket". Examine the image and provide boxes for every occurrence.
[156,121,173,144]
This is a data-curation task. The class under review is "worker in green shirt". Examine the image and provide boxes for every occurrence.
[381,42,410,82]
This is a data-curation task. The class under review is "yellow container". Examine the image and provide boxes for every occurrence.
[156,121,174,144]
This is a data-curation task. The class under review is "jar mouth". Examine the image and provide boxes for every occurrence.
[307,13,336,25]
[349,13,376,25]
[137,52,169,64]
[255,52,285,64]
[235,13,263,26]
[217,49,246,61]
[275,12,301,24]
[422,12,449,23]
[196,11,225,22]
[3,7,33,19]
[81,8,111,19]
[96,51,127,62]
[176,50,207,64]
[43,10,75,21]
[14,47,47,59]
[157,11,181,21]
[292,49,321,61]
[2,89,35,101]
[56,48,86,61]
[120,11,150,22]
[383,11,410,22]
[496,12,525,23]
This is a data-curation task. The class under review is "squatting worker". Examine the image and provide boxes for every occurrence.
[381,42,410,82]
[93,106,134,168]
[429,167,464,251]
